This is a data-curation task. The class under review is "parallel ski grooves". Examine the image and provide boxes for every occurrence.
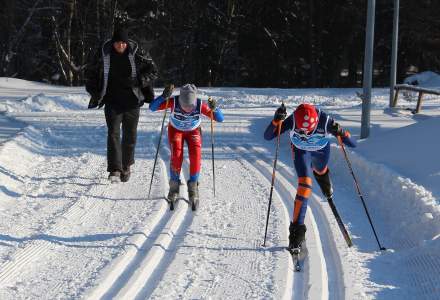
[147,141,283,300]
[85,130,193,299]
[84,158,170,299]
[229,144,334,300]
[245,144,345,300]
[0,154,105,287]
[112,145,193,299]
[224,145,306,299]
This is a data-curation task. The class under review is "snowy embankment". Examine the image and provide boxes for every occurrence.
[0,78,439,299]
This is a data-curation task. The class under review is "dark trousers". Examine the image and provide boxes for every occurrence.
[104,105,140,172]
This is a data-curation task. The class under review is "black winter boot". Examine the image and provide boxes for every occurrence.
[167,180,180,202]
[108,170,121,183]
[187,180,199,211]
[120,166,131,182]
[289,222,307,249]
[313,169,333,199]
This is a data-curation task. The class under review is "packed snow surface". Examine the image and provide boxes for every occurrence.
[0,77,439,299]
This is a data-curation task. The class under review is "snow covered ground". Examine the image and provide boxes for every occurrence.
[0,77,439,299]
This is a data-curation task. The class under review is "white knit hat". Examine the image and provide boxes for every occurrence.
[179,84,197,109]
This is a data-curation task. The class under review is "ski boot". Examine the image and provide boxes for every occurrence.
[120,166,131,182]
[288,222,307,250]
[108,171,121,183]
[187,180,199,211]
[167,179,180,210]
[313,169,333,199]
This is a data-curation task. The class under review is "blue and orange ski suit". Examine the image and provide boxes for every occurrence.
[264,108,356,224]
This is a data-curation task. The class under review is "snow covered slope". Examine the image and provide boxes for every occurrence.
[0,79,439,299]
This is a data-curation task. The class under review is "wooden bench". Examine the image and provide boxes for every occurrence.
[392,84,440,113]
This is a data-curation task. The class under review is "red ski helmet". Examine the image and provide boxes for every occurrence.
[294,103,318,134]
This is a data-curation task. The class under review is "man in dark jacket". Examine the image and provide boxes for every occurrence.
[85,27,158,182]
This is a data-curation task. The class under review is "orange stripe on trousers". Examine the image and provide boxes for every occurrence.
[298,176,312,186]
[297,186,311,198]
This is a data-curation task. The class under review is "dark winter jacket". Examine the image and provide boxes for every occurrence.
[103,49,139,111]
[85,39,158,109]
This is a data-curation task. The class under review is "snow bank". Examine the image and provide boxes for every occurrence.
[0,93,87,113]
[330,147,440,299]
[0,78,54,89]
[197,87,393,109]
[0,78,395,113]
[0,126,47,206]
[356,116,440,199]
[332,148,440,247]
[330,114,440,250]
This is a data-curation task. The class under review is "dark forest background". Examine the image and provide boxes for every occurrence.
[1,0,440,88]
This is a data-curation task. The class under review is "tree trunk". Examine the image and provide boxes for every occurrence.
[5,0,42,76]
[66,0,75,86]
[96,0,101,41]
[109,0,118,36]
[308,0,317,87]
[227,0,235,23]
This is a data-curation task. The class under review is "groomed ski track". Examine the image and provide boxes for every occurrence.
[0,107,346,299]
[3,81,440,299]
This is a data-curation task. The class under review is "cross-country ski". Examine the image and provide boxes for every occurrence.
[287,245,308,272]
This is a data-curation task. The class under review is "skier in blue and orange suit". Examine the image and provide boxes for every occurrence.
[264,103,356,249]
[150,84,224,209]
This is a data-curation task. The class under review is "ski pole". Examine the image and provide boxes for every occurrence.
[262,117,283,247]
[337,136,386,251]
[210,108,216,197]
[327,196,353,247]
[148,96,170,199]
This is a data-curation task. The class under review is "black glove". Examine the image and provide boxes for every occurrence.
[88,95,100,109]
[274,103,287,121]
[141,86,155,104]
[161,84,174,100]
[208,97,217,110]
[98,100,106,108]
[330,122,347,137]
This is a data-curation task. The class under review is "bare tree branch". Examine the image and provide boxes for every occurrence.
[9,0,43,54]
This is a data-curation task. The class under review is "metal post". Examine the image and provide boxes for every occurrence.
[361,0,376,139]
[389,0,400,107]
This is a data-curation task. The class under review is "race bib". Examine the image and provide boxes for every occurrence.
[170,113,201,131]
[290,132,329,151]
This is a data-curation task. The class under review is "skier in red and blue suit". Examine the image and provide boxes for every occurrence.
[264,103,356,249]
[150,84,224,208]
